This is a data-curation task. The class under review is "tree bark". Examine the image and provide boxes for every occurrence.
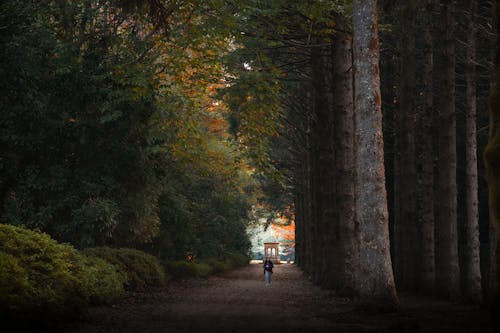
[330,17,356,295]
[306,118,315,275]
[294,193,302,266]
[435,0,460,299]
[311,42,335,286]
[394,0,418,292]
[352,0,398,308]
[464,0,482,303]
[485,1,500,326]
[416,0,436,294]
[302,109,314,274]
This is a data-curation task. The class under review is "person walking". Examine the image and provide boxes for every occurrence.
[263,259,274,286]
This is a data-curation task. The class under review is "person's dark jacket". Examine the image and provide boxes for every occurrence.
[263,260,274,273]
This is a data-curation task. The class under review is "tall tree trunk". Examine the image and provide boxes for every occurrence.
[303,111,314,274]
[464,0,482,303]
[307,128,316,275]
[294,192,302,266]
[435,0,460,299]
[485,1,500,327]
[352,0,398,307]
[488,0,499,301]
[394,0,418,292]
[417,0,436,294]
[311,43,335,286]
[330,17,356,295]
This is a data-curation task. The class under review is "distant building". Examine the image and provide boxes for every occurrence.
[264,242,280,264]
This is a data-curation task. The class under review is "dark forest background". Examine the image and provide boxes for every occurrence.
[1,0,499,319]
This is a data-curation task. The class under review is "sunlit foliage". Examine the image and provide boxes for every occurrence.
[0,0,256,259]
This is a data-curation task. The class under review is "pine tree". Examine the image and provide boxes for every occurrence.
[435,0,460,299]
[352,0,398,307]
[464,0,482,303]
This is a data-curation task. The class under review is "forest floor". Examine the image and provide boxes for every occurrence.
[63,263,493,333]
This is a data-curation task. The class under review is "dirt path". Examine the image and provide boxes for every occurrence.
[65,263,492,333]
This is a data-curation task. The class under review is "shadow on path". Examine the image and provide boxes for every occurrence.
[64,263,492,333]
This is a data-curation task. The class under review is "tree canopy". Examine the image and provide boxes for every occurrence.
[0,0,268,260]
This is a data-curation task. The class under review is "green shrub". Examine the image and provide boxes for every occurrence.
[0,223,87,319]
[81,255,126,304]
[0,252,32,311]
[192,262,213,278]
[164,261,196,279]
[165,253,249,280]
[164,261,214,280]
[84,247,165,291]
[202,258,231,274]
[226,252,250,267]
[0,224,125,323]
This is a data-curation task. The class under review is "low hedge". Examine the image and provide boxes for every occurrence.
[202,258,232,274]
[225,252,250,267]
[84,247,166,291]
[0,224,125,323]
[82,255,127,304]
[164,261,213,280]
[165,253,249,280]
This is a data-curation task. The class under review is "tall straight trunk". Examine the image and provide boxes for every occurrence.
[312,110,323,281]
[490,0,499,300]
[330,17,356,294]
[307,129,316,275]
[394,1,418,292]
[464,0,482,302]
[294,193,302,266]
[311,105,322,283]
[436,0,460,299]
[493,0,500,304]
[485,1,500,320]
[417,0,436,294]
[295,135,307,268]
[303,112,314,274]
[352,0,398,307]
[311,43,335,286]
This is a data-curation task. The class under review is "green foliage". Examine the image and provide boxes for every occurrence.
[218,0,353,218]
[164,261,213,279]
[201,258,232,274]
[84,247,165,291]
[81,255,127,305]
[153,134,254,260]
[0,224,125,323]
[219,1,355,220]
[1,0,256,280]
[225,252,250,267]
[0,0,163,247]
[72,198,121,247]
[165,253,249,280]
[0,252,32,311]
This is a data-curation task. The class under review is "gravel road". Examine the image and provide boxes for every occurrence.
[64,262,492,333]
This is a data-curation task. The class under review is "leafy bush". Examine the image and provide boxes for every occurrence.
[202,258,231,274]
[226,252,250,267]
[165,253,249,280]
[192,262,213,278]
[84,247,165,291]
[164,261,214,279]
[164,261,196,279]
[81,255,126,304]
[0,252,32,311]
[71,198,121,248]
[0,224,125,323]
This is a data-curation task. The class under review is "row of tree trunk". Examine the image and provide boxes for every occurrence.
[388,0,494,301]
[294,0,397,307]
[293,0,496,305]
